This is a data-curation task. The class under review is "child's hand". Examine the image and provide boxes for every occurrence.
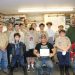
[37,54,40,58]
[71,58,74,62]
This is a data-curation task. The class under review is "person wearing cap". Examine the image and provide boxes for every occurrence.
[55,25,64,39]
[0,22,8,73]
[54,30,71,75]
[38,23,48,43]
[34,34,56,75]
[46,22,55,45]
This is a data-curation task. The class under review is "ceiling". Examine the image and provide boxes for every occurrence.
[0,0,75,14]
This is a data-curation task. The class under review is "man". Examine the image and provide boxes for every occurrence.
[5,23,14,67]
[34,34,56,75]
[66,16,75,75]
[46,22,55,45]
[0,22,8,73]
[55,30,71,75]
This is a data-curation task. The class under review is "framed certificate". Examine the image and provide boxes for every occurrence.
[40,49,50,56]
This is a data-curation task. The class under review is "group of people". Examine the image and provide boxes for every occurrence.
[0,19,75,75]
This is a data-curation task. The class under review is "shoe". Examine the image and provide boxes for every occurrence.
[32,67,35,72]
[3,69,8,74]
[0,68,1,72]
[27,68,30,72]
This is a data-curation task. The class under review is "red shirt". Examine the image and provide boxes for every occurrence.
[70,43,75,59]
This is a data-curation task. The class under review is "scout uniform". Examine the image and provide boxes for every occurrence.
[0,32,8,50]
[55,36,71,75]
[5,30,14,66]
[0,32,8,71]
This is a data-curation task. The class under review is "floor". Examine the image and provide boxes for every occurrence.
[0,63,73,75]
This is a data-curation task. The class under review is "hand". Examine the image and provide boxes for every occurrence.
[71,58,74,62]
[36,54,40,58]
[0,47,6,51]
[62,48,67,51]
[49,53,53,58]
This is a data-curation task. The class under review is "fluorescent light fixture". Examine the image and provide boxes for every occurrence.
[18,7,73,13]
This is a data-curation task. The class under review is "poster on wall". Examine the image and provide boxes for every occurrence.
[44,14,65,32]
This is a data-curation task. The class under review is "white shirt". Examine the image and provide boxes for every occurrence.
[46,28,55,42]
[28,32,35,49]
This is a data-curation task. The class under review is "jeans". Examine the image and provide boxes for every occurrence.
[71,59,75,73]
[35,57,53,75]
[11,55,25,67]
[0,50,8,70]
[57,52,70,66]
[57,52,70,75]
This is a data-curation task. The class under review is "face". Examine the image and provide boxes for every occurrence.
[15,25,20,31]
[0,23,3,32]
[47,24,52,28]
[60,32,66,37]
[41,36,47,44]
[8,24,13,30]
[30,29,34,33]
[40,25,44,30]
[14,36,20,42]
[32,23,37,29]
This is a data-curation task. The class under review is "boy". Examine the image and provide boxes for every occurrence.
[46,22,55,45]
[0,22,8,73]
[9,33,27,75]
[34,34,56,75]
[38,23,48,43]
[55,30,71,75]
[26,27,37,72]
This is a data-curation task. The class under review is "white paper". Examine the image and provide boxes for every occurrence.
[40,49,50,56]
[62,51,66,55]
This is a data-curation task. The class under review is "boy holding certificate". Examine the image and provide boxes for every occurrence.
[34,34,56,75]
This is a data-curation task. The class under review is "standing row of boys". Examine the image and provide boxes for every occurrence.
[0,21,74,75]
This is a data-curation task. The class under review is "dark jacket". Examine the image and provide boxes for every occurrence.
[11,42,26,56]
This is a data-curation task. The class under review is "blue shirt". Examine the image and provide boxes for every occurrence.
[15,43,20,55]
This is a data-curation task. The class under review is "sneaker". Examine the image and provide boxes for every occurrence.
[32,68,35,72]
[3,69,8,74]
[27,68,30,72]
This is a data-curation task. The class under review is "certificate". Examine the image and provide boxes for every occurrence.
[40,49,50,56]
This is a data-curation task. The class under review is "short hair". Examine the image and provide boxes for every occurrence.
[29,27,34,30]
[31,23,36,27]
[46,22,52,26]
[14,23,20,27]
[19,23,23,26]
[58,25,64,28]
[39,23,45,27]
[59,30,66,34]
[14,33,21,38]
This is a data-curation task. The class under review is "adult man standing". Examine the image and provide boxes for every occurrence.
[0,22,8,73]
